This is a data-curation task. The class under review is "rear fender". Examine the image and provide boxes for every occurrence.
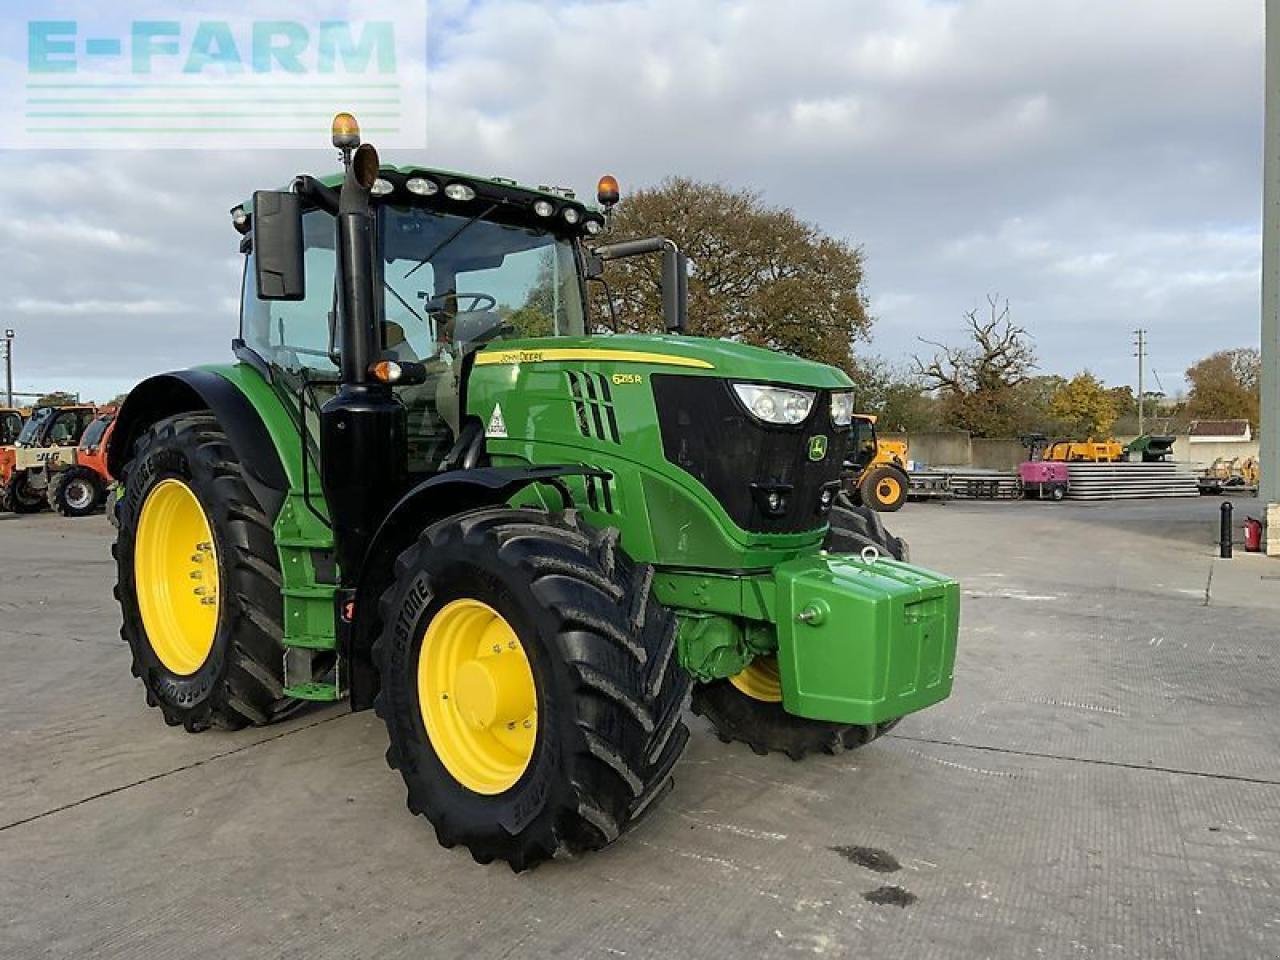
[108,370,289,520]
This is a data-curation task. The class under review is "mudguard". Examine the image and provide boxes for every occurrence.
[108,370,289,520]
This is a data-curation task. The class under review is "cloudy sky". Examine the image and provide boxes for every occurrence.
[0,0,1264,402]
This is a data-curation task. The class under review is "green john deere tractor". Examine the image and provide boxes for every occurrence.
[110,114,959,870]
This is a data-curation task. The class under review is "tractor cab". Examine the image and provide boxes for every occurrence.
[15,405,96,448]
[238,163,601,478]
[0,408,23,446]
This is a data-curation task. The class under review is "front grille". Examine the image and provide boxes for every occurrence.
[651,375,851,534]
[566,371,620,444]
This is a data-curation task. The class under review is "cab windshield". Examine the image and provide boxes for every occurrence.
[16,409,48,445]
[379,205,586,358]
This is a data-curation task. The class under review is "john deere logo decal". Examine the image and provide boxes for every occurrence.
[808,435,828,461]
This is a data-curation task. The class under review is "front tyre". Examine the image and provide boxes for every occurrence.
[48,466,103,517]
[858,465,908,512]
[690,493,905,759]
[374,508,690,871]
[114,413,299,731]
[1,470,46,514]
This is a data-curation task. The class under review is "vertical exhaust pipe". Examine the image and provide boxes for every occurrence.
[320,138,407,585]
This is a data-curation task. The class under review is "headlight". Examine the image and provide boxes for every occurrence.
[830,392,854,426]
[732,383,815,425]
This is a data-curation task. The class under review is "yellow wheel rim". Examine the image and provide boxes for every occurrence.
[729,656,783,702]
[418,599,538,795]
[876,475,902,504]
[134,478,220,676]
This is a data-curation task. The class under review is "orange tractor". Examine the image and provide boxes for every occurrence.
[0,405,99,514]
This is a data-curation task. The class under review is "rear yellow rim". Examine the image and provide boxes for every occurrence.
[134,478,220,676]
[729,656,783,702]
[418,599,538,795]
[876,475,902,504]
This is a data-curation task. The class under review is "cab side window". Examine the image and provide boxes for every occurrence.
[242,209,339,375]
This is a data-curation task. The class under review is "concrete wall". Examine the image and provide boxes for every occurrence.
[970,438,1028,471]
[882,431,971,469]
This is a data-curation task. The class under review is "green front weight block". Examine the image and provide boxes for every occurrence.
[774,554,959,725]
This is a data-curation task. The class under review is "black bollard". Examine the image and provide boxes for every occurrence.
[1219,501,1233,559]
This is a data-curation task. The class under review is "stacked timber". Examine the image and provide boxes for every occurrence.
[1064,462,1199,500]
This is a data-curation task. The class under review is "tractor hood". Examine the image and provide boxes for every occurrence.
[474,335,854,390]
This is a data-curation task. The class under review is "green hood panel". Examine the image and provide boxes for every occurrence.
[475,334,853,390]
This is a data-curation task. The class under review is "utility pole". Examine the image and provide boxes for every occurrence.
[1133,328,1146,436]
[3,330,13,408]
[1264,0,1280,516]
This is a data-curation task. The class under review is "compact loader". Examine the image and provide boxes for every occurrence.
[844,413,910,512]
[109,115,959,870]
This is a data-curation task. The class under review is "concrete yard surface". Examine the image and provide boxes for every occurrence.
[1,498,1278,959]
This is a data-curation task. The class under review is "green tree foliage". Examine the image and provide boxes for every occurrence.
[1184,348,1261,429]
[1048,372,1118,437]
[848,357,940,432]
[913,295,1037,437]
[36,390,79,407]
[592,177,872,373]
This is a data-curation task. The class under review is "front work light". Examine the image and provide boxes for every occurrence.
[829,392,854,426]
[445,182,476,202]
[733,383,816,426]
[406,177,438,196]
[371,178,394,196]
[533,199,554,217]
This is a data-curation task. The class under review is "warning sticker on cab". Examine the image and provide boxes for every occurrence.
[486,403,508,438]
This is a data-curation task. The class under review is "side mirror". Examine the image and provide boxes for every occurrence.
[253,190,305,300]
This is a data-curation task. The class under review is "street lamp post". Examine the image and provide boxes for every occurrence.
[3,330,13,408]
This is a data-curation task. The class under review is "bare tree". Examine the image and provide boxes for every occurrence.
[912,295,1037,436]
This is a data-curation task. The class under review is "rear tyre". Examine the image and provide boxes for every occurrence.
[1,470,46,514]
[858,465,908,512]
[48,466,103,517]
[114,412,300,732]
[374,507,690,871]
[690,493,905,760]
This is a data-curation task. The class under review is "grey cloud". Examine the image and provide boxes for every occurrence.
[0,0,1262,399]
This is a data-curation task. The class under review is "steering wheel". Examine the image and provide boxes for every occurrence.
[420,292,497,313]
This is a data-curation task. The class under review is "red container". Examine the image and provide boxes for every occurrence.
[1244,517,1263,553]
